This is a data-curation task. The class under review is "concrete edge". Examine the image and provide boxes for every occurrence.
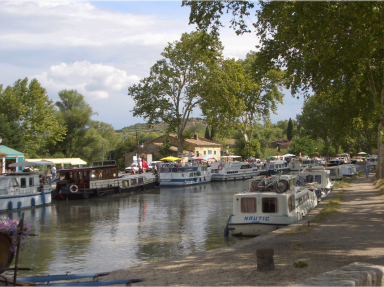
[289,262,384,286]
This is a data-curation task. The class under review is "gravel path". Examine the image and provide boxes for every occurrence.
[103,174,384,286]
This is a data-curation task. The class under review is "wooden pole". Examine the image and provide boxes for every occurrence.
[13,212,24,285]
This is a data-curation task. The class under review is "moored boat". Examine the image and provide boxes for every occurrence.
[54,165,157,200]
[224,174,317,236]
[0,172,52,212]
[210,156,259,181]
[159,163,211,186]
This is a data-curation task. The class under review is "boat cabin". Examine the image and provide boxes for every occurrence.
[57,165,119,191]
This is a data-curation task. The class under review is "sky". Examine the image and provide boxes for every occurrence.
[0,1,305,130]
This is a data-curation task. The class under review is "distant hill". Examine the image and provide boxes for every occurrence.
[115,118,207,137]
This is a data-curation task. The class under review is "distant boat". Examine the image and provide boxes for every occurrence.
[210,156,260,181]
[159,163,212,186]
[53,165,157,200]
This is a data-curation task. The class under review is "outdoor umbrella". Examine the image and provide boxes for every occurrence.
[357,152,367,155]
[159,157,181,161]
[196,156,205,160]
[203,156,213,160]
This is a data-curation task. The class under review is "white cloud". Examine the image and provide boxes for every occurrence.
[35,61,140,99]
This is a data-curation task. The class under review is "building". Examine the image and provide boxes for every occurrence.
[0,145,25,173]
[124,133,224,168]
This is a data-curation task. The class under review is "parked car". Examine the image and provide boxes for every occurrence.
[125,163,147,173]
[148,161,163,172]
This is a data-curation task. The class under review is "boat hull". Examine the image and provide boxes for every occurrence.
[0,190,52,212]
[54,181,157,200]
[211,171,259,182]
[228,222,289,236]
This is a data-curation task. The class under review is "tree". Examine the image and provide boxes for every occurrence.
[53,90,95,158]
[128,31,223,154]
[210,127,215,140]
[205,125,210,139]
[288,136,316,157]
[0,78,65,156]
[0,114,24,151]
[184,1,384,177]
[200,51,284,155]
[287,118,293,141]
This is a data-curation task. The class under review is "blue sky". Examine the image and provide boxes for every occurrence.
[0,1,304,129]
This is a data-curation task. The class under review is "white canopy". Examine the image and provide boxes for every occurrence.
[357,152,367,155]
[283,154,296,157]
[26,158,87,166]
[9,161,52,167]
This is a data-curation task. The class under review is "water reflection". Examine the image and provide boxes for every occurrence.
[5,181,249,276]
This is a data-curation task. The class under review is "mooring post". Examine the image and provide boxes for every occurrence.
[256,248,275,271]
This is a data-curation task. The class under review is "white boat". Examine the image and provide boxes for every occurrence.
[224,174,317,236]
[159,163,211,186]
[338,164,358,177]
[0,172,52,212]
[324,166,343,181]
[261,160,290,175]
[297,166,333,199]
[210,156,260,181]
[366,156,377,170]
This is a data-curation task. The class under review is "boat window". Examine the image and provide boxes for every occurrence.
[91,170,97,179]
[298,197,303,205]
[262,198,277,213]
[79,172,83,179]
[20,178,26,188]
[113,169,118,178]
[107,169,112,178]
[131,179,137,186]
[288,196,295,212]
[73,172,78,180]
[99,170,105,179]
[84,172,90,181]
[241,198,256,213]
[269,165,275,169]
[11,178,19,187]
[29,177,34,186]
[123,180,129,187]
[315,175,321,184]
[189,173,193,177]
[138,178,144,184]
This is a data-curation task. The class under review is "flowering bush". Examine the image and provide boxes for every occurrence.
[0,217,31,252]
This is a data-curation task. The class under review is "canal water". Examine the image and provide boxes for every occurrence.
[4,180,250,276]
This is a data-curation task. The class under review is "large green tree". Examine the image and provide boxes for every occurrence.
[184,1,384,177]
[200,51,284,157]
[128,31,223,154]
[0,78,65,156]
[53,90,95,158]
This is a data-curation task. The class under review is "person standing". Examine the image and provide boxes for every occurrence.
[51,165,56,179]
[365,165,369,179]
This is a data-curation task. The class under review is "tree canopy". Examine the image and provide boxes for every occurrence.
[128,31,223,154]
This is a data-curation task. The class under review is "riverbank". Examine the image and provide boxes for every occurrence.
[102,174,384,286]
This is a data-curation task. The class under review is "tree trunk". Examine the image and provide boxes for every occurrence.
[377,124,384,178]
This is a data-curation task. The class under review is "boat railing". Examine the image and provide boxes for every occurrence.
[160,166,199,173]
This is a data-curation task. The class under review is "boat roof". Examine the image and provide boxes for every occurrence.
[59,165,118,173]
[221,156,241,158]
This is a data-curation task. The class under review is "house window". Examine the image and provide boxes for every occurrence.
[214,151,216,155]
[204,150,206,155]
[208,150,212,154]
[241,198,256,213]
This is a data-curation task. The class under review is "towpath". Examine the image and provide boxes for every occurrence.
[103,174,384,286]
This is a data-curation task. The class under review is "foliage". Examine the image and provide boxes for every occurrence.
[293,261,308,268]
[158,139,173,157]
[288,136,316,157]
[128,31,223,154]
[0,78,66,156]
[210,127,215,139]
[201,51,284,158]
[205,126,210,139]
[0,114,24,151]
[0,217,31,252]
[287,118,293,141]
[183,130,194,140]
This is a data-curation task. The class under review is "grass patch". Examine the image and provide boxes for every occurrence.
[293,261,308,268]
[311,190,344,223]
[374,177,384,195]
